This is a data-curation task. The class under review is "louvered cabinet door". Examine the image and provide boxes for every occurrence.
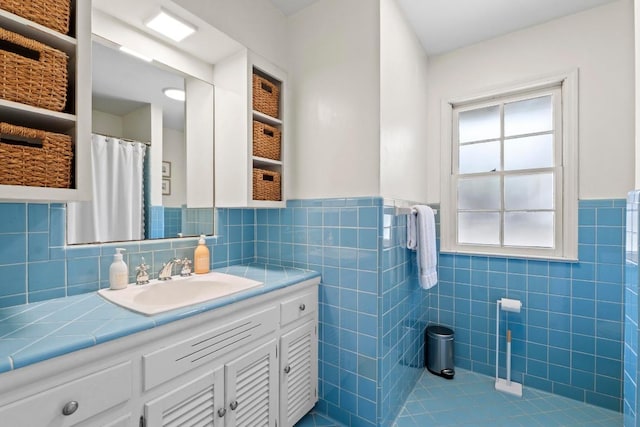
[279,321,318,427]
[144,369,224,427]
[224,339,278,427]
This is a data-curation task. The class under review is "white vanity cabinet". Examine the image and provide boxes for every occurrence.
[0,278,318,427]
[280,321,318,427]
[0,361,132,427]
[0,0,91,202]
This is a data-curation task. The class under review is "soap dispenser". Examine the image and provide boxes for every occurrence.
[194,235,210,274]
[109,248,128,290]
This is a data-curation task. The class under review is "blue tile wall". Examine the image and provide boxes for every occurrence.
[148,205,165,239]
[624,191,639,427]
[182,207,215,237]
[163,207,182,238]
[0,203,255,307]
[379,205,430,426]
[255,197,428,427]
[431,199,625,412]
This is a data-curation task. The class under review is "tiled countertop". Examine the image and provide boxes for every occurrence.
[0,263,320,374]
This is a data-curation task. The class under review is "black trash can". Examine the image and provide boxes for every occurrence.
[425,325,455,379]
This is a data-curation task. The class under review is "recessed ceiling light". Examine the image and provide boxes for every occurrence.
[145,10,196,42]
[118,46,153,62]
[163,88,186,102]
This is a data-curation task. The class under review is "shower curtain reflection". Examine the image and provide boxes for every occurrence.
[68,134,147,244]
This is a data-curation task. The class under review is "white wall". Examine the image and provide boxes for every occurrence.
[636,0,640,189]
[380,0,430,203]
[92,110,123,137]
[425,0,634,201]
[287,0,381,199]
[185,78,215,208]
[174,0,288,69]
[162,128,186,207]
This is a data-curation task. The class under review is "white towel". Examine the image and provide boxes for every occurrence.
[407,205,438,289]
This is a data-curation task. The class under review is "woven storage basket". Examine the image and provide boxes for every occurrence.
[0,122,72,188]
[0,0,70,34]
[0,27,68,111]
[253,168,281,201]
[252,74,280,118]
[253,120,281,161]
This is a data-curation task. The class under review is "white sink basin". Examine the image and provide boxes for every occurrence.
[98,272,263,315]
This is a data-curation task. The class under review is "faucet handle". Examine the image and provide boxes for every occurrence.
[135,257,150,285]
[180,258,193,277]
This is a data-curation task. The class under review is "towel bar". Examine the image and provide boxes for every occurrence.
[394,206,437,216]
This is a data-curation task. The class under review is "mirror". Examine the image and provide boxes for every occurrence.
[67,14,219,245]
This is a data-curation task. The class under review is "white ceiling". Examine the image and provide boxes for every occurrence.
[269,0,620,55]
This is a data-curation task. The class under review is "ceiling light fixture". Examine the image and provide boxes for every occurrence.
[118,46,153,62]
[163,88,186,102]
[145,10,196,42]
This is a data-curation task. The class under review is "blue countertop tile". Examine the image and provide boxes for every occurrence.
[0,263,319,374]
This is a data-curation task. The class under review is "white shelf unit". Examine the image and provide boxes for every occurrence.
[0,0,91,202]
[215,49,287,208]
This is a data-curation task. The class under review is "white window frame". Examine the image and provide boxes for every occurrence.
[440,70,578,261]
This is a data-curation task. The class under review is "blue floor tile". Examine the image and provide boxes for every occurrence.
[297,368,621,427]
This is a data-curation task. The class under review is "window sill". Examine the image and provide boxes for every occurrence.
[439,249,579,263]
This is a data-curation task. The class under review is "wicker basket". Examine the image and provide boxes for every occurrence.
[0,0,71,34]
[0,122,73,188]
[253,168,281,201]
[253,73,280,118]
[0,27,68,111]
[253,120,281,161]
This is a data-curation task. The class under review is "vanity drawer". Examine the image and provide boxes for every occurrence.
[0,361,131,427]
[281,289,317,326]
[143,305,278,391]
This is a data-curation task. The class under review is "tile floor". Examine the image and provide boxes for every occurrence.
[296,368,623,427]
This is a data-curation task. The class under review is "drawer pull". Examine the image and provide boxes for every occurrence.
[284,365,291,374]
[218,408,226,417]
[62,401,79,416]
[230,400,238,411]
[299,303,306,311]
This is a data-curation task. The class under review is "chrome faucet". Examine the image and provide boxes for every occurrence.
[158,258,181,280]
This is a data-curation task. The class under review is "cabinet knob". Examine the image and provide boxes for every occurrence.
[217,408,227,418]
[62,401,79,416]
[284,365,291,374]
[229,400,239,411]
[299,303,306,311]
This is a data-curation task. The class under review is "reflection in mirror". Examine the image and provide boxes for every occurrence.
[67,39,214,244]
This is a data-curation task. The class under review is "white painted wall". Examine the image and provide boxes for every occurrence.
[380,0,430,203]
[92,110,123,137]
[636,0,640,189]
[174,0,288,69]
[122,106,153,143]
[163,128,186,207]
[213,50,250,207]
[425,0,634,201]
[185,78,215,208]
[287,0,381,199]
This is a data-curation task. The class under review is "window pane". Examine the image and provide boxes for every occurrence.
[459,141,500,174]
[459,105,500,143]
[504,212,554,247]
[458,212,500,245]
[504,173,554,210]
[458,177,501,210]
[504,134,553,171]
[504,95,552,137]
